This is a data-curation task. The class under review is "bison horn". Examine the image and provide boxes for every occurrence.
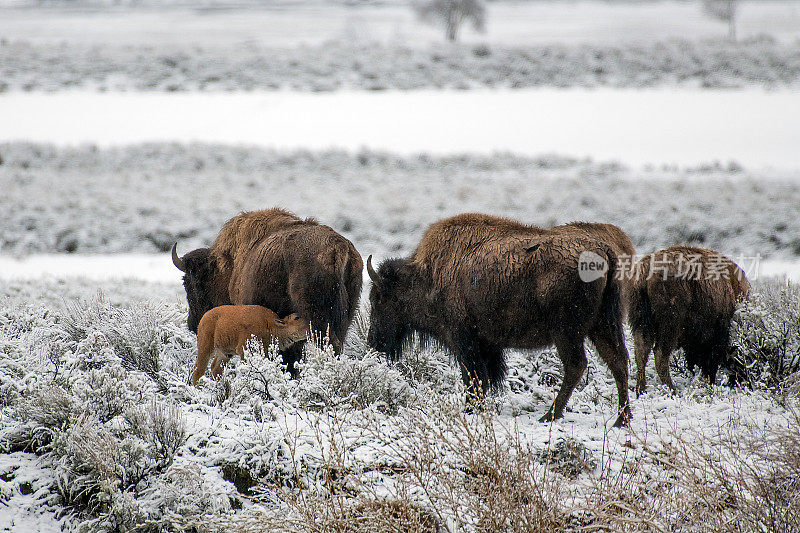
[171,243,186,272]
[366,255,384,292]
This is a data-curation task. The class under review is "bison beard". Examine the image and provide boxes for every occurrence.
[173,208,362,374]
[629,246,750,394]
[367,213,632,427]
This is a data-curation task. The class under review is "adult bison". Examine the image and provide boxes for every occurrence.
[172,208,363,370]
[366,213,631,426]
[629,246,750,394]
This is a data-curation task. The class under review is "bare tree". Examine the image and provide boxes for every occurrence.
[415,0,486,43]
[702,0,738,42]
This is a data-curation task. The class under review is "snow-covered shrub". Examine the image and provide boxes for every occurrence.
[299,336,414,413]
[73,363,150,423]
[729,281,800,391]
[50,399,188,527]
[61,293,115,345]
[52,415,121,516]
[353,394,568,531]
[0,357,28,408]
[124,399,187,472]
[210,338,293,409]
[395,337,462,394]
[106,302,187,383]
[60,293,194,387]
[630,408,800,532]
[538,437,597,479]
[2,386,77,453]
[224,495,441,533]
[345,309,460,394]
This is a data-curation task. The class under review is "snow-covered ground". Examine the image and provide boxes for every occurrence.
[1,89,799,169]
[0,274,797,531]
[1,1,798,47]
[0,254,185,283]
[4,37,797,92]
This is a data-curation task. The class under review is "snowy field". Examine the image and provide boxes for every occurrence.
[3,37,799,92]
[2,1,800,530]
[2,142,800,259]
[1,1,799,92]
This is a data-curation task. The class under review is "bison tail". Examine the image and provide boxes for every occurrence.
[316,246,353,354]
[331,249,351,353]
[628,276,654,341]
[597,247,625,345]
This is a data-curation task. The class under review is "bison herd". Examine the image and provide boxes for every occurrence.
[173,208,750,427]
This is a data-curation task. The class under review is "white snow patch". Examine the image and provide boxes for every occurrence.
[0,254,798,283]
[0,254,183,283]
[0,453,66,532]
[1,89,799,169]
[757,259,800,282]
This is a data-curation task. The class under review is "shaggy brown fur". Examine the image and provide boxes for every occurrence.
[191,305,308,386]
[553,222,636,317]
[369,213,631,426]
[211,208,309,275]
[629,246,750,394]
[173,208,362,372]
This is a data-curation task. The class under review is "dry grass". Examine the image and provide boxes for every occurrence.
[198,394,800,533]
[578,406,800,533]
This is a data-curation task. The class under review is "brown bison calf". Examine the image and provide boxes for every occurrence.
[191,305,309,386]
[629,246,749,394]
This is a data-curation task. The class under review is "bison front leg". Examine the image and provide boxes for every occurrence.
[450,330,496,406]
[280,342,304,378]
[541,336,588,424]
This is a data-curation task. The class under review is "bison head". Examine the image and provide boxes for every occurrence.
[366,255,422,360]
[172,243,228,333]
[275,313,310,350]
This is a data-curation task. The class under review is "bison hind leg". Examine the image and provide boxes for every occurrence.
[633,330,655,397]
[209,348,234,380]
[706,327,732,387]
[590,332,632,427]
